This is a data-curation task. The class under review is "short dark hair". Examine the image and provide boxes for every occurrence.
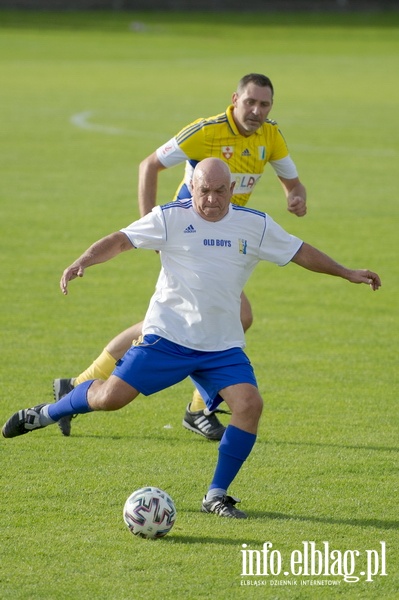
[237,73,274,97]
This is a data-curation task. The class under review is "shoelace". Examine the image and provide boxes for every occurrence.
[214,496,241,515]
[203,407,231,417]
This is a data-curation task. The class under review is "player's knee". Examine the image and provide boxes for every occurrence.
[89,380,123,411]
[236,392,263,421]
[249,393,263,420]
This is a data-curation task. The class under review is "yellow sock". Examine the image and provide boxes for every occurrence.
[190,388,207,412]
[74,349,117,385]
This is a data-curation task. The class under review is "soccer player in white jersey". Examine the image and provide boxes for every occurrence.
[54,73,307,439]
[3,158,380,519]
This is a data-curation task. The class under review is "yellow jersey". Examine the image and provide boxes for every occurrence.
[156,104,297,206]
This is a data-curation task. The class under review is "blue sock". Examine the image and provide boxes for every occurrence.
[48,380,95,421]
[208,425,256,495]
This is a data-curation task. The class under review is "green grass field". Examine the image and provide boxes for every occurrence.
[0,9,398,599]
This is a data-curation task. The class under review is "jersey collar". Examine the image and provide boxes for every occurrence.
[226,104,262,137]
[226,105,240,135]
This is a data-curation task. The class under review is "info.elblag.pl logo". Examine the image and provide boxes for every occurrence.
[240,541,387,584]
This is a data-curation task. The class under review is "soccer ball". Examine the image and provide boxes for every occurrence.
[123,486,176,539]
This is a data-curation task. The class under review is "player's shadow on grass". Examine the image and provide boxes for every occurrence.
[258,438,399,453]
[178,509,398,537]
[163,513,399,545]
[247,511,399,531]
[163,533,264,545]
[63,430,398,453]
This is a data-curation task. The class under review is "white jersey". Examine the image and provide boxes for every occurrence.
[120,201,303,352]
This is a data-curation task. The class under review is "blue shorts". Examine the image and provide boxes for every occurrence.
[113,335,258,412]
[175,182,191,200]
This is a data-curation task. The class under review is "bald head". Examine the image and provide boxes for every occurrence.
[193,158,232,187]
[192,158,235,222]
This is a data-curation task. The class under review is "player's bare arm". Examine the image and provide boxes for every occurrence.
[138,152,167,217]
[291,243,381,291]
[278,176,307,217]
[60,232,133,295]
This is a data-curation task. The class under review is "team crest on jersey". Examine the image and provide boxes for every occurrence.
[238,238,248,255]
[258,146,266,160]
[222,146,234,160]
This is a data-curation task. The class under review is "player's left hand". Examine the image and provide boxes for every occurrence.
[348,269,381,291]
[287,196,307,217]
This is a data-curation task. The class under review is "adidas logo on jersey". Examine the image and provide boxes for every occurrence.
[241,149,251,156]
[184,224,196,233]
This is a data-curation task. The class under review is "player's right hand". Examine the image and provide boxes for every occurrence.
[60,265,85,295]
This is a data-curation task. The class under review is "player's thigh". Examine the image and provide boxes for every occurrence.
[106,322,144,359]
[87,376,139,411]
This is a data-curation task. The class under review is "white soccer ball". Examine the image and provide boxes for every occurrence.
[123,486,177,539]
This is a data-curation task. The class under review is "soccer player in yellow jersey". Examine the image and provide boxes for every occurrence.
[54,73,307,440]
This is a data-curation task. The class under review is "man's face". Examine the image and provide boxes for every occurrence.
[192,167,235,222]
[232,83,273,136]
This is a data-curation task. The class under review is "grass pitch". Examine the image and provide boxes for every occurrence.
[0,9,398,600]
